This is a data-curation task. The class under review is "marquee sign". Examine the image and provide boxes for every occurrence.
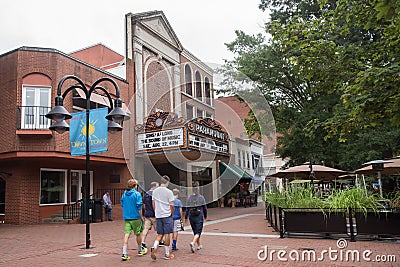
[137,128,184,150]
[187,118,229,154]
[135,112,229,155]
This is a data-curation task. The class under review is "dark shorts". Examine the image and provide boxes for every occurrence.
[156,216,173,235]
[189,215,204,236]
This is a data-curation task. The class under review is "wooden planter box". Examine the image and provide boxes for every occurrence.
[355,211,400,236]
[283,209,348,236]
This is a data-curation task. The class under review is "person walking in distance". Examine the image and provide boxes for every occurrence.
[150,175,175,260]
[141,181,159,249]
[103,190,112,221]
[120,179,147,261]
[172,188,183,251]
[185,181,207,253]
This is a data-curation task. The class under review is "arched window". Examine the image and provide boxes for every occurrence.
[21,73,52,129]
[185,65,192,96]
[204,77,211,104]
[195,71,202,100]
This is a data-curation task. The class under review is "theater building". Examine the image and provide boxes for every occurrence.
[125,11,231,204]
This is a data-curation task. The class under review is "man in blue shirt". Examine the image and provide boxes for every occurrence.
[120,178,147,261]
[172,188,183,251]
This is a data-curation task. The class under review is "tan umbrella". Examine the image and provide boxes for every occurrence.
[271,164,347,180]
[354,157,400,175]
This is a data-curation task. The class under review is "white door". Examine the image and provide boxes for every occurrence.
[70,170,93,202]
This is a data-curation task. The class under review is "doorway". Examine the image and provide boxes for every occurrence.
[70,170,93,203]
[0,178,5,215]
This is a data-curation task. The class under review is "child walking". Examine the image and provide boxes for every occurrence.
[172,189,183,251]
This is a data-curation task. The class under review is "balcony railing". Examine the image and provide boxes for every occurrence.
[16,106,51,130]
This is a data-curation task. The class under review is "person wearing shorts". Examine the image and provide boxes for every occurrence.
[120,178,147,261]
[185,182,207,253]
[150,175,175,260]
[172,188,183,251]
[141,181,159,248]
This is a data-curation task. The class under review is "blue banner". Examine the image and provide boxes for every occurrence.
[69,107,108,156]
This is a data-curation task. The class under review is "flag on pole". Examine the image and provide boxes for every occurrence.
[69,107,108,156]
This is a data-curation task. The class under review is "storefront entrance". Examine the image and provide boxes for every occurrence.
[70,170,93,203]
[0,177,5,215]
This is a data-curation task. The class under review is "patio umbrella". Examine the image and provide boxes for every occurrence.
[354,157,400,175]
[354,157,400,197]
[271,164,347,181]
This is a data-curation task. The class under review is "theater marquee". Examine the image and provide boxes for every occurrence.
[135,112,229,156]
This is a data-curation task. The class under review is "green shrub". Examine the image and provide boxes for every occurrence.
[323,188,382,214]
[266,187,382,214]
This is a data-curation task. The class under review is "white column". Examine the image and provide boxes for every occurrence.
[134,43,144,123]
[174,65,182,116]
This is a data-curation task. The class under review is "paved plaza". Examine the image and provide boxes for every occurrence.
[0,204,399,266]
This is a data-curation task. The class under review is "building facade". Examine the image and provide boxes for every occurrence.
[0,46,131,224]
[0,11,240,224]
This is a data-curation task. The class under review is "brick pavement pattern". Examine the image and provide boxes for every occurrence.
[0,204,399,266]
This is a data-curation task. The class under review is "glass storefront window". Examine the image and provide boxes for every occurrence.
[40,169,67,205]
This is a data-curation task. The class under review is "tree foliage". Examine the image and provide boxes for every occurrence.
[220,0,400,170]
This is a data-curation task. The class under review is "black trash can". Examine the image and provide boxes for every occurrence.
[93,198,103,223]
[80,199,93,224]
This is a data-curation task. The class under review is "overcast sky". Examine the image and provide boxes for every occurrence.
[0,0,268,65]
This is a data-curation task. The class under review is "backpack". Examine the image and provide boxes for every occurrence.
[189,196,201,216]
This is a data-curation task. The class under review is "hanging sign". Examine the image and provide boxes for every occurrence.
[69,107,108,156]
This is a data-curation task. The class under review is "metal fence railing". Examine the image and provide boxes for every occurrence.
[16,106,51,130]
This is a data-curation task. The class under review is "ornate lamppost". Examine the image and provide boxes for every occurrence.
[46,75,130,249]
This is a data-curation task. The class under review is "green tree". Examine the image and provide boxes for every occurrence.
[220,0,400,170]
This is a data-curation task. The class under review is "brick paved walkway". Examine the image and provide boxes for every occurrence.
[0,204,399,266]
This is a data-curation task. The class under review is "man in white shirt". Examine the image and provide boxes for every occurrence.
[103,190,112,221]
[150,175,175,261]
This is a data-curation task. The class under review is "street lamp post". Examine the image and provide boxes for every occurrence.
[46,75,130,249]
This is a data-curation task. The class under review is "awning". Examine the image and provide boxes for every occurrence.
[219,162,253,181]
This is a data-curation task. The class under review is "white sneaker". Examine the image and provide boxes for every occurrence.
[197,245,203,250]
[190,242,195,253]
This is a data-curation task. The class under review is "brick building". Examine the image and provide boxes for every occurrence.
[0,45,133,224]
[0,11,241,224]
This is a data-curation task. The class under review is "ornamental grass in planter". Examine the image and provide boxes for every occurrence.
[323,188,383,215]
[266,187,324,209]
[266,187,382,213]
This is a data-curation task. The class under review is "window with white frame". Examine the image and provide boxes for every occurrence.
[40,169,67,205]
[242,151,246,169]
[185,65,193,96]
[197,108,203,118]
[186,104,194,120]
[195,71,202,101]
[22,86,51,129]
[237,150,241,167]
[205,77,211,105]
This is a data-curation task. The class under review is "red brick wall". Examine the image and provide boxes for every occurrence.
[3,160,40,224]
[0,52,19,153]
[0,48,130,159]
[179,56,214,118]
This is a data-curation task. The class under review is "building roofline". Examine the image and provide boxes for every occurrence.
[0,46,127,83]
[68,43,124,57]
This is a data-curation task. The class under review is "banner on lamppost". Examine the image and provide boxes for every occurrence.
[69,107,108,156]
